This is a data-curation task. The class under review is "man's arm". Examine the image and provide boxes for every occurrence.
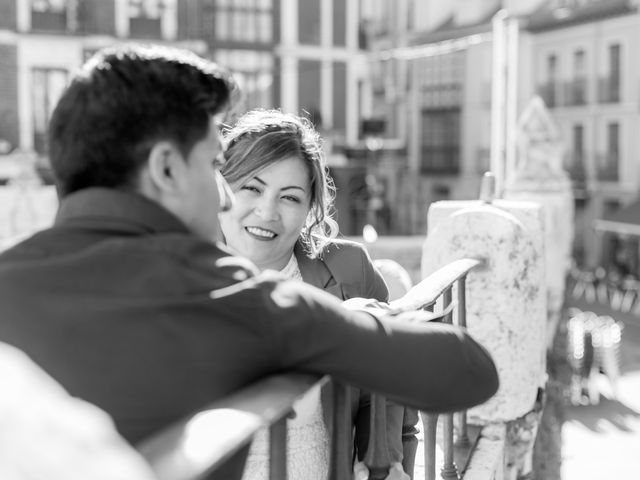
[267,279,499,413]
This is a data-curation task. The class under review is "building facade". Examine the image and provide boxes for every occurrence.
[366,0,640,266]
[528,0,640,268]
[0,0,367,166]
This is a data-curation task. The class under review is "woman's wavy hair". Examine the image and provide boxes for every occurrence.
[221,109,339,258]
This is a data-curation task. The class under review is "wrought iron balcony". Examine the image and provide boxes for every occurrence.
[537,82,558,108]
[31,8,68,32]
[594,153,619,182]
[564,79,588,106]
[565,152,587,183]
[598,77,621,104]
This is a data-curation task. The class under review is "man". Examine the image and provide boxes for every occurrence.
[0,45,498,475]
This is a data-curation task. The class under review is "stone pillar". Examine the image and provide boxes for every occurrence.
[503,96,574,345]
[422,199,547,424]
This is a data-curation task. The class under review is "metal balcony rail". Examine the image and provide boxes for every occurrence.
[563,79,588,106]
[536,82,557,108]
[594,153,619,182]
[597,76,621,104]
[392,258,484,480]
[138,257,484,480]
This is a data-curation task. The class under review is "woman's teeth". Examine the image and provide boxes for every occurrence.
[246,226,276,238]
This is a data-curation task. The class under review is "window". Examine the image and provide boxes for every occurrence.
[332,0,346,46]
[571,49,586,105]
[298,0,320,45]
[419,54,463,109]
[215,50,273,113]
[568,124,586,181]
[214,0,273,43]
[420,109,460,174]
[597,122,619,181]
[543,53,558,107]
[608,43,621,102]
[298,59,322,127]
[32,68,67,154]
[332,62,347,134]
[600,43,621,102]
[128,0,165,37]
[31,0,67,31]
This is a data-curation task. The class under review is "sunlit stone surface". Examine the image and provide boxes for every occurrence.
[423,200,546,423]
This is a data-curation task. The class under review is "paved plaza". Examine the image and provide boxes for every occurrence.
[561,300,640,480]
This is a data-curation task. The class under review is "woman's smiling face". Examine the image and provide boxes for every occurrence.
[219,156,312,271]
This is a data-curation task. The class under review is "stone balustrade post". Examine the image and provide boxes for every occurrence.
[423,199,547,424]
[423,198,549,480]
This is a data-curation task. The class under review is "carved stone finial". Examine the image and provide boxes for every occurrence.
[506,96,569,191]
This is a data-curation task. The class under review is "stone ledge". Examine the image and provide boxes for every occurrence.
[463,423,506,480]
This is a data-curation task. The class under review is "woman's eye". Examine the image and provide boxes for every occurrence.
[241,185,260,193]
[282,195,301,203]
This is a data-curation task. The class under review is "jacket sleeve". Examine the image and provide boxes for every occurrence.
[266,278,499,414]
[358,246,390,303]
[321,240,390,303]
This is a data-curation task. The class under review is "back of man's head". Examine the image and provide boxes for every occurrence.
[49,44,235,197]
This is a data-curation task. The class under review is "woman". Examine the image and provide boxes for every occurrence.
[219,109,411,480]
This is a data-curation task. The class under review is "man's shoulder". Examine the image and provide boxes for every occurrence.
[0,227,261,287]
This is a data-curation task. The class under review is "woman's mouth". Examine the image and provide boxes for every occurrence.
[245,226,277,240]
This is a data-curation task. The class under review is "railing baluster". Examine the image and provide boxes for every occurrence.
[439,286,459,479]
[442,286,453,325]
[364,394,391,479]
[440,414,458,479]
[422,413,439,480]
[455,276,470,448]
[269,417,288,479]
[330,382,353,480]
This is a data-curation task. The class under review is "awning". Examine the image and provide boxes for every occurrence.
[594,199,640,237]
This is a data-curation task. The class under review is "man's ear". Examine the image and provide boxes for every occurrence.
[146,141,186,194]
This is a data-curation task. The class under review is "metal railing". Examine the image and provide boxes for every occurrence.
[138,257,484,480]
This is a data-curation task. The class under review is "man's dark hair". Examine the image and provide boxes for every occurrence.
[49,44,236,196]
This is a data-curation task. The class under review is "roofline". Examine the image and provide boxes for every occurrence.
[525,2,637,33]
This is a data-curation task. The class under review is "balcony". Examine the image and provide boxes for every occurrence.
[31,9,67,32]
[564,78,588,106]
[565,152,587,183]
[598,76,621,104]
[537,82,558,108]
[595,153,619,182]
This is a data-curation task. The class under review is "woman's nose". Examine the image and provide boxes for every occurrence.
[254,197,279,221]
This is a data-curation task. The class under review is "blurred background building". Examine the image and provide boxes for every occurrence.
[364,0,640,277]
[0,0,639,275]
